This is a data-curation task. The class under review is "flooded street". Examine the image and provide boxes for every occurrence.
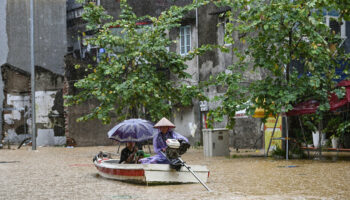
[1,146,350,200]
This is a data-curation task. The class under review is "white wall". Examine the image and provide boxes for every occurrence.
[3,92,65,146]
[173,107,197,138]
[35,91,65,146]
[3,94,31,144]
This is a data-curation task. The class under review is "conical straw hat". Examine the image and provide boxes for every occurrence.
[154,117,176,128]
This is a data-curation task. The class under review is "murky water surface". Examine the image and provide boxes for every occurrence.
[0,146,349,200]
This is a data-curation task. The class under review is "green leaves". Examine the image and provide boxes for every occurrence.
[336,121,350,136]
[210,0,350,126]
[65,0,209,124]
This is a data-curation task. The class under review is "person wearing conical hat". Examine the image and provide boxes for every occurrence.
[139,117,188,164]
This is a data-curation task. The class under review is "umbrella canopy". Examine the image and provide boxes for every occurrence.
[107,118,157,142]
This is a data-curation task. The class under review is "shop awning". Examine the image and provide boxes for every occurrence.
[286,80,350,116]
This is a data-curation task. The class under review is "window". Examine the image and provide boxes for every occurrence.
[180,26,191,55]
[223,18,231,45]
[87,0,100,5]
[324,15,346,39]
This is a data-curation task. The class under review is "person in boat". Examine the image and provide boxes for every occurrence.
[119,142,144,164]
[139,117,189,164]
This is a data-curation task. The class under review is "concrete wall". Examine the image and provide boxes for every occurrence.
[102,0,194,19]
[0,0,66,147]
[1,65,65,146]
[6,0,66,75]
[0,0,68,147]
[196,3,263,149]
[1,65,31,145]
[198,4,221,81]
[64,1,265,148]
[64,54,115,146]
[35,67,65,146]
[173,106,201,144]
[64,102,116,146]
[64,0,262,147]
[65,0,197,146]
[0,1,8,65]
[0,0,8,145]
[169,20,202,142]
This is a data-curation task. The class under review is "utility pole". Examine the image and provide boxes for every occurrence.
[30,0,36,150]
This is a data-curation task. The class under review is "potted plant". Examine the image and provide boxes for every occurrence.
[336,121,350,148]
[271,146,286,159]
[303,115,324,148]
[323,116,341,148]
[290,145,306,159]
[330,134,339,148]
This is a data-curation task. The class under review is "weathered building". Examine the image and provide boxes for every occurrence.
[64,0,263,148]
[1,1,347,148]
[64,54,116,146]
[65,0,350,148]
[0,0,66,147]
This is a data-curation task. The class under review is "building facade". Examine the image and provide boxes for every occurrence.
[1,1,348,148]
[64,0,264,148]
[0,0,67,147]
[65,0,350,148]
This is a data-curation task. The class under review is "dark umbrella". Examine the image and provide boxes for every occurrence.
[107,118,157,142]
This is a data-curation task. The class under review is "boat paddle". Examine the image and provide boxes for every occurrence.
[160,150,212,192]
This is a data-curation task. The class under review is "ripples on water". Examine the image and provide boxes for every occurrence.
[0,146,349,200]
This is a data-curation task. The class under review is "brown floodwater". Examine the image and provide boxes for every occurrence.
[0,146,349,200]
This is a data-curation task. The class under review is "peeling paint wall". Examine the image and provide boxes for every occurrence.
[3,94,31,144]
[1,65,31,145]
[34,67,65,146]
[36,91,57,124]
[1,65,65,146]
[4,95,30,125]
[34,90,65,146]
[1,0,66,147]
[0,74,4,146]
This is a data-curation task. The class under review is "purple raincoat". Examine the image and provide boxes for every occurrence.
[139,130,188,164]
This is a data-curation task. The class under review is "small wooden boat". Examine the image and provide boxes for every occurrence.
[93,157,210,185]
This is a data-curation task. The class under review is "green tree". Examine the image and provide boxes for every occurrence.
[65,0,210,124]
[210,0,350,128]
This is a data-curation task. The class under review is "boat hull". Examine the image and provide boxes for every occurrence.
[94,159,209,184]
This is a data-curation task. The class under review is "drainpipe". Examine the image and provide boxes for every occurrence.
[195,2,199,77]
[0,108,2,148]
[0,76,3,148]
[196,0,203,145]
[30,0,36,150]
